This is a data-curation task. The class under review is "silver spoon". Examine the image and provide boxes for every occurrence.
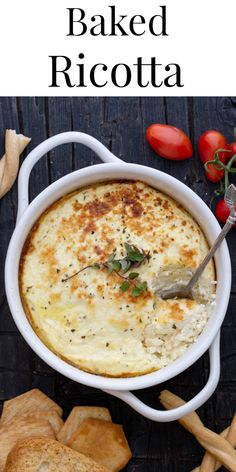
[155,184,236,300]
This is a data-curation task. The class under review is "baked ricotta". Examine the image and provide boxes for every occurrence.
[20,181,215,377]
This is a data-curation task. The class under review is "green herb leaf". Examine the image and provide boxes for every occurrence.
[128,272,139,280]
[139,281,148,290]
[120,259,131,273]
[112,260,122,272]
[120,281,130,292]
[108,250,116,262]
[107,260,122,274]
[131,287,142,297]
[124,242,133,254]
[131,281,148,297]
[128,252,144,262]
[124,243,150,265]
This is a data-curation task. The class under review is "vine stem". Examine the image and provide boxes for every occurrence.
[225,167,229,190]
[224,153,236,191]
[61,265,94,282]
[61,264,137,287]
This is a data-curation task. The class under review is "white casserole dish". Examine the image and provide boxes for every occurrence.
[5,132,231,422]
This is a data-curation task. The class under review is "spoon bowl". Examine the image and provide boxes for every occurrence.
[155,184,236,300]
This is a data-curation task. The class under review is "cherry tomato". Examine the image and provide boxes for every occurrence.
[228,142,236,154]
[198,131,228,183]
[146,124,193,160]
[227,142,236,165]
[215,199,236,228]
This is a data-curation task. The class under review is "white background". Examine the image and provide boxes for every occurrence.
[0,0,235,96]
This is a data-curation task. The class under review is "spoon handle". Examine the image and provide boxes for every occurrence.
[186,217,234,292]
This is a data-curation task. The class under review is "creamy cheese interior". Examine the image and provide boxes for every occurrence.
[20,181,215,377]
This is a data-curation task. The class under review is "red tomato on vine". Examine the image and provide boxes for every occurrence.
[215,199,236,228]
[198,131,228,183]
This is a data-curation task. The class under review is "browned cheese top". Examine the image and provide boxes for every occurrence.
[20,181,215,377]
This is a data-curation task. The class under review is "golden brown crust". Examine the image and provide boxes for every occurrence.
[68,418,132,472]
[5,437,109,472]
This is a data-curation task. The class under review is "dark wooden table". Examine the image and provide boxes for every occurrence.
[0,97,235,471]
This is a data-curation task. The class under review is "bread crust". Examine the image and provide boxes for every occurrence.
[5,437,109,472]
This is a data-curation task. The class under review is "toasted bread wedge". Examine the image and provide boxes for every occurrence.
[1,389,62,424]
[0,417,55,471]
[4,410,63,435]
[57,406,111,444]
[5,437,109,472]
[68,418,132,472]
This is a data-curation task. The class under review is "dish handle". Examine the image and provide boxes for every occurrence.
[17,131,122,222]
[103,331,220,422]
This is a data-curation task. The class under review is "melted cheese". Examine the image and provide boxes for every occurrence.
[20,181,215,377]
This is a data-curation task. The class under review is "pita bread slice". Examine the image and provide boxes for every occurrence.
[1,389,62,424]
[0,129,31,198]
[68,418,132,472]
[57,406,111,444]
[4,410,63,435]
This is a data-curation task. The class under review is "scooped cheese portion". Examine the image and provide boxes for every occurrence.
[20,181,215,377]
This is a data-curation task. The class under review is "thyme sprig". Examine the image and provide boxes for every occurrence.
[62,243,150,297]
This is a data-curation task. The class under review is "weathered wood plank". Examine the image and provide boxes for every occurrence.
[139,97,166,169]
[14,97,54,387]
[0,97,20,331]
[47,97,73,181]
[100,97,146,164]
[0,299,17,333]
[0,372,32,401]
[0,97,235,472]
[0,335,32,372]
[71,96,105,167]
[160,97,193,181]
[17,97,50,201]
